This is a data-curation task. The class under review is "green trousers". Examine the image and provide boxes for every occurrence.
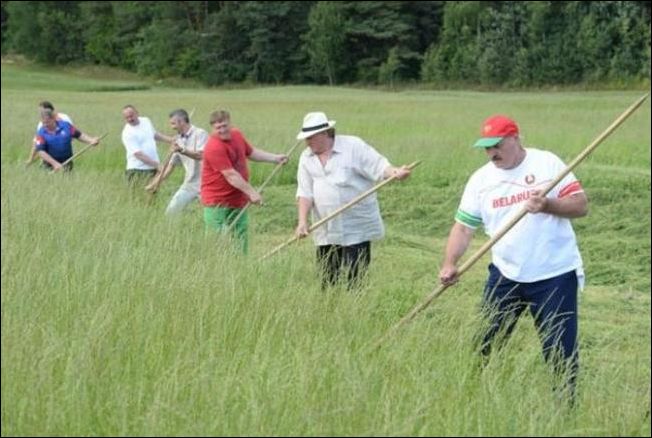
[203,206,249,254]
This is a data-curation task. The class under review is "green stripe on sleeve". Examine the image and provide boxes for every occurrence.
[455,209,482,228]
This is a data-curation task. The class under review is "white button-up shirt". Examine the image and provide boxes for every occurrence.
[296,135,390,246]
[170,125,208,191]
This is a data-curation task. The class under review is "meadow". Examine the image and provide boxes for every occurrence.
[1,62,650,436]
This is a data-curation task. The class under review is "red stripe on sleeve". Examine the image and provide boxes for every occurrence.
[558,181,583,198]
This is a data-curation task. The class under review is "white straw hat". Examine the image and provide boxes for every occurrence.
[296,112,336,140]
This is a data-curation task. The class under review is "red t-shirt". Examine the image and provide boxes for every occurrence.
[200,128,253,208]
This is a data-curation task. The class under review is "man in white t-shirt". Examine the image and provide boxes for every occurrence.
[145,108,208,214]
[438,115,588,402]
[294,111,411,290]
[121,105,174,185]
[27,101,73,165]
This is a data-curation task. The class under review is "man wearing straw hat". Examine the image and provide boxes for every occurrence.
[294,111,411,290]
[200,110,288,254]
[438,115,588,400]
[145,109,208,214]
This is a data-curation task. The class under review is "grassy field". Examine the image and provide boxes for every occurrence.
[1,62,650,436]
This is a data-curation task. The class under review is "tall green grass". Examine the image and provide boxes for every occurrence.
[1,63,650,436]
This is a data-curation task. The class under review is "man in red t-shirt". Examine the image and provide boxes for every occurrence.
[200,110,288,253]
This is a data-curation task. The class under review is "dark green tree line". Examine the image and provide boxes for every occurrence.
[2,1,649,86]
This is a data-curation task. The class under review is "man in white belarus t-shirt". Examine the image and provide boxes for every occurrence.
[439,115,588,401]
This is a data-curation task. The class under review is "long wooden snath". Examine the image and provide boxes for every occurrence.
[261,160,421,261]
[56,133,107,170]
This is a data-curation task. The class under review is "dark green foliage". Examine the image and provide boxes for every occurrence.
[198,3,250,85]
[421,1,485,83]
[5,1,42,58]
[198,2,313,85]
[5,1,83,64]
[2,1,650,86]
[1,1,8,54]
[240,2,313,83]
[131,20,200,78]
[338,1,442,83]
[304,1,346,85]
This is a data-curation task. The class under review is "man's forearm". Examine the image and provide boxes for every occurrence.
[543,193,588,218]
[155,132,175,144]
[297,197,313,224]
[78,133,94,144]
[159,160,175,181]
[222,169,257,197]
[134,151,159,168]
[250,148,277,163]
[179,149,202,161]
[38,150,60,167]
[443,222,474,266]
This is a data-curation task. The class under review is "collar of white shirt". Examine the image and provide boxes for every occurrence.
[307,137,343,156]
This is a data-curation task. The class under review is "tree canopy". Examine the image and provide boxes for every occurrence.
[2,1,649,86]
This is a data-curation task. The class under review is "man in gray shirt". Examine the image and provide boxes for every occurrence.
[146,109,208,214]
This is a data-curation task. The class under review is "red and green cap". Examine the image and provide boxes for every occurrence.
[473,115,519,148]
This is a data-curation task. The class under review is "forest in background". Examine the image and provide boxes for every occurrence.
[1,1,650,87]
